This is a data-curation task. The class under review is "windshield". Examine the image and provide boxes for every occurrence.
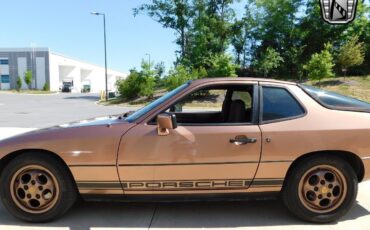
[125,83,190,122]
[300,85,370,112]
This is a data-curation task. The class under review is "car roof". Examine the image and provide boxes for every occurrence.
[189,77,298,86]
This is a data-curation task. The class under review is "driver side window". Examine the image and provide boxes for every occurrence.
[170,89,225,113]
[163,84,255,125]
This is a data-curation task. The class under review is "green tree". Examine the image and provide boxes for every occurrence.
[304,43,335,85]
[134,0,370,78]
[337,36,365,78]
[154,61,166,79]
[116,60,156,100]
[297,0,368,69]
[340,1,370,74]
[245,0,302,77]
[254,47,283,77]
[135,0,237,69]
[231,13,256,68]
[154,61,166,86]
[191,66,207,79]
[139,59,156,98]
[187,0,236,68]
[207,53,237,77]
[231,18,247,67]
[16,76,22,91]
[165,65,195,90]
[24,70,33,89]
[286,45,306,81]
[116,69,142,100]
[134,0,193,61]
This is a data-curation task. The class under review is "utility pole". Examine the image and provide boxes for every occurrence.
[145,53,151,70]
[91,12,109,101]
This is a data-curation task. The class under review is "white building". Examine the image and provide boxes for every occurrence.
[0,48,127,93]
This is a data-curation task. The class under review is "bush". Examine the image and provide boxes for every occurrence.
[253,47,284,77]
[207,54,238,77]
[139,75,155,98]
[24,70,33,89]
[43,82,50,91]
[304,43,335,84]
[16,76,22,91]
[337,36,365,77]
[165,65,206,91]
[116,68,155,100]
[116,70,142,100]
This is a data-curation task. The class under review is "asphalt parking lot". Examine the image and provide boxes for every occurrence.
[0,92,370,230]
[0,92,132,128]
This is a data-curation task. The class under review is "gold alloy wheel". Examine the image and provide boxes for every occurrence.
[298,165,347,213]
[10,165,59,214]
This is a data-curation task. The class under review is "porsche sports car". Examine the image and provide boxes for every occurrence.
[1,78,370,223]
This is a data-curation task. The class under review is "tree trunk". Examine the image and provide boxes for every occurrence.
[181,28,186,58]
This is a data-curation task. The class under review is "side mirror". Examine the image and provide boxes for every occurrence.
[157,113,177,136]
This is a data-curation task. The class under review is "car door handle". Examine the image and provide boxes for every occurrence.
[229,135,257,145]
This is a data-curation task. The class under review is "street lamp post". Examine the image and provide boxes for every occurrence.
[145,53,151,70]
[91,12,108,101]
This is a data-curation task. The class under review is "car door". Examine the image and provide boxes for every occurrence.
[252,83,307,190]
[117,82,262,194]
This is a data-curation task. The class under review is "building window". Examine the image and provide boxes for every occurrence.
[0,59,9,65]
[1,75,10,83]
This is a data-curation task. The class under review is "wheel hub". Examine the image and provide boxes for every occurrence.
[10,165,59,214]
[298,165,347,213]
[320,186,329,194]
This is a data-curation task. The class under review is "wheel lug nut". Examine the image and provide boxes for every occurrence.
[327,193,332,197]
[320,180,325,185]
[318,194,323,199]
[27,194,32,199]
[38,186,43,191]
[314,187,318,191]
[328,184,333,189]
[31,180,36,185]
[24,185,28,190]
[36,194,41,199]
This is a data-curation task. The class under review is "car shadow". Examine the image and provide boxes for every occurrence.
[63,95,100,101]
[0,199,369,230]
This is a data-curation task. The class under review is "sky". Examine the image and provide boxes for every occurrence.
[0,0,245,74]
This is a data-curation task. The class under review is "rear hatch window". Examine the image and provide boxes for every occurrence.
[300,85,370,113]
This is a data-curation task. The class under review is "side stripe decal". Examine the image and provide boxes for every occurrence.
[76,178,284,191]
[68,160,292,168]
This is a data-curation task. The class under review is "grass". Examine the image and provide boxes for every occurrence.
[0,89,56,94]
[304,76,370,102]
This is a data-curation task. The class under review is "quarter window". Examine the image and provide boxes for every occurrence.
[300,85,370,112]
[262,86,305,122]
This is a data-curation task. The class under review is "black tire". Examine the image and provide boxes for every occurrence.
[0,152,77,222]
[282,154,358,223]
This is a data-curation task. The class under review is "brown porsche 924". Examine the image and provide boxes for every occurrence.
[0,77,370,223]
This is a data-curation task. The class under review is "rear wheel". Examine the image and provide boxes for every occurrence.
[282,155,357,223]
[0,152,77,222]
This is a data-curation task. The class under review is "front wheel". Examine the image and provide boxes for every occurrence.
[0,152,77,222]
[282,155,358,223]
